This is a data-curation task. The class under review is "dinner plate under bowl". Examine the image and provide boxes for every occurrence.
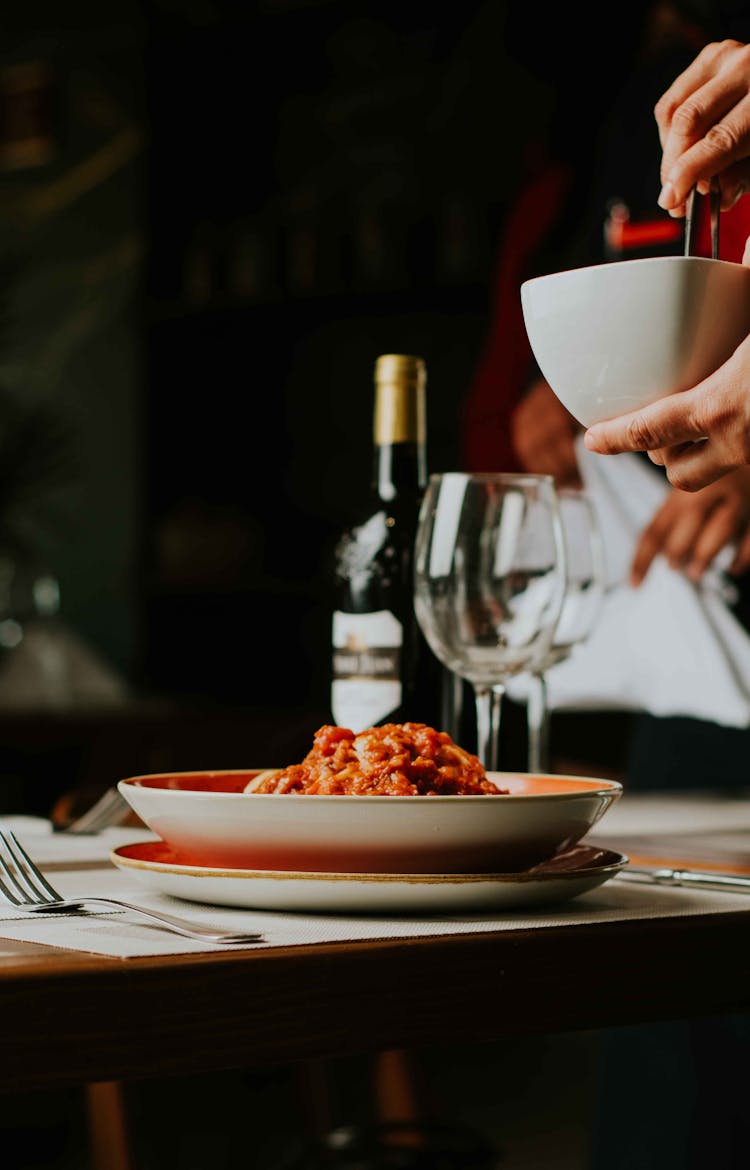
[117,770,623,874]
[110,841,628,914]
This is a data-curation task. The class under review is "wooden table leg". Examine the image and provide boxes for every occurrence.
[374,1049,430,1147]
[84,1080,135,1170]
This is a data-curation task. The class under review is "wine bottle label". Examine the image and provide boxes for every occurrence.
[331,610,403,732]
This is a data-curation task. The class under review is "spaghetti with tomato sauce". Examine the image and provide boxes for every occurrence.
[250,722,506,796]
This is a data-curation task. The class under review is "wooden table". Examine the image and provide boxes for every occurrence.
[2,900,749,1095]
[2,710,747,1170]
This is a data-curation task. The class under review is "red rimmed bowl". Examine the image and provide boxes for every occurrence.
[117,770,622,874]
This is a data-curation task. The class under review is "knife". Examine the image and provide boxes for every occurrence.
[618,865,750,893]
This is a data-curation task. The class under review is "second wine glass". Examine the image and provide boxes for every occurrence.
[414,472,566,772]
[521,487,606,773]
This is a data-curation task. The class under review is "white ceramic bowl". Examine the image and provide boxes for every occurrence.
[117,769,622,874]
[520,255,750,427]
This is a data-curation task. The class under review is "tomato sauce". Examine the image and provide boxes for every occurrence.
[251,722,506,796]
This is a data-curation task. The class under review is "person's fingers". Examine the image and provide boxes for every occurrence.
[648,441,699,467]
[549,435,580,481]
[584,393,706,455]
[512,423,550,463]
[654,40,735,148]
[630,507,674,586]
[531,444,579,484]
[683,503,739,579]
[661,439,734,492]
[631,476,750,584]
[659,94,750,212]
[631,487,750,584]
[513,417,579,481]
[661,501,713,571]
[654,41,750,214]
[515,440,562,478]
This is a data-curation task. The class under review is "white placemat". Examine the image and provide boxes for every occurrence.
[0,813,748,959]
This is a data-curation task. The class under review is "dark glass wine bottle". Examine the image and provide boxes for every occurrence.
[330,353,444,733]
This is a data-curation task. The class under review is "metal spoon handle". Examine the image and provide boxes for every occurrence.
[683,181,720,259]
[683,187,698,256]
[709,177,720,259]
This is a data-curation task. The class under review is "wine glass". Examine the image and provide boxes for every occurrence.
[414,472,566,772]
[520,487,606,773]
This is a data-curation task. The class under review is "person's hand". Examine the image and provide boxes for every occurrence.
[656,39,750,217]
[630,467,750,587]
[510,377,582,486]
[583,327,750,491]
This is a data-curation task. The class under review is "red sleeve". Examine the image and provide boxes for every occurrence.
[696,194,750,261]
[461,163,573,472]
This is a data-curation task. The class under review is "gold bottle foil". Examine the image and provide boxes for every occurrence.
[373,353,426,445]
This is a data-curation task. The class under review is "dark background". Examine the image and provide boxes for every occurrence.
[0,0,564,713]
[143,0,513,711]
[0,0,676,805]
[142,0,572,714]
[4,9,750,1169]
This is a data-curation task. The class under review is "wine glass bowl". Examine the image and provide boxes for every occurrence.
[522,487,606,773]
[414,473,566,769]
[547,488,605,661]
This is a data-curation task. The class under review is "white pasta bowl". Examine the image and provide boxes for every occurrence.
[520,255,750,428]
[117,770,622,874]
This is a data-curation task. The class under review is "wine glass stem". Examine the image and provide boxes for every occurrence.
[491,687,503,772]
[474,684,503,772]
[527,671,550,773]
[441,669,464,741]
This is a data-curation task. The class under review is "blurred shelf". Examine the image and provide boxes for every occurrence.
[0,694,331,817]
[146,282,490,326]
[145,577,327,600]
[146,0,427,47]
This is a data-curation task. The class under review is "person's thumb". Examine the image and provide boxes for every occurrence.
[743,233,750,267]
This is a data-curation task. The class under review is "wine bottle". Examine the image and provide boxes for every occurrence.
[331,353,443,733]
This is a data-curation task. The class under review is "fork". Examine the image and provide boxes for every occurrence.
[0,828,262,945]
[54,786,132,834]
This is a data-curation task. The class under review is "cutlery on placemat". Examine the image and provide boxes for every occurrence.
[618,865,750,893]
[0,828,262,944]
[53,786,132,834]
